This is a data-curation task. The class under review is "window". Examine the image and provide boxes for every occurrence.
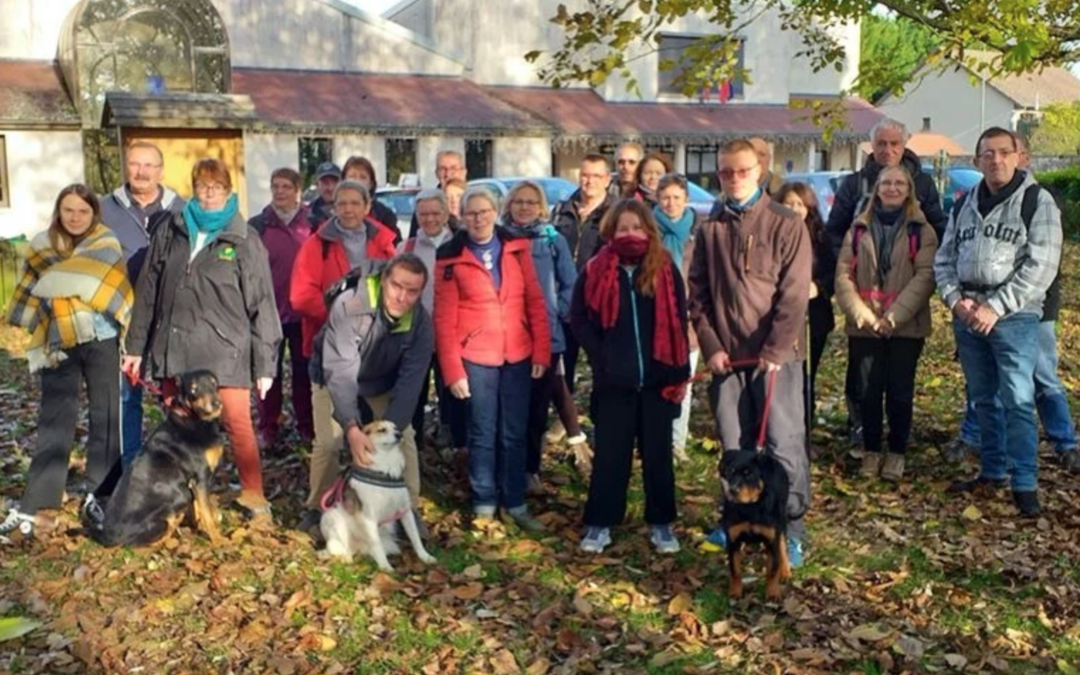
[686,144,719,194]
[644,143,676,158]
[385,138,417,186]
[658,34,744,100]
[465,139,493,179]
[0,135,8,208]
[298,137,333,190]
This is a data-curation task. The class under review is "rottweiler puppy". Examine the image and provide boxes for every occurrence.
[88,370,227,548]
[721,450,792,601]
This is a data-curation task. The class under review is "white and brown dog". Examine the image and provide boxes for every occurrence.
[320,421,436,571]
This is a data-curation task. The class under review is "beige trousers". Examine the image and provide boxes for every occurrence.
[306,385,420,509]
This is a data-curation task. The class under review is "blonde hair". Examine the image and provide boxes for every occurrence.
[501,181,549,223]
[857,166,923,223]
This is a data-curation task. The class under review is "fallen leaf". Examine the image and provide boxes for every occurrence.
[490,648,519,674]
[667,592,694,615]
[961,504,983,521]
[463,564,484,579]
[895,635,925,659]
[525,657,551,675]
[944,654,968,669]
[847,623,893,642]
[572,592,593,617]
[283,590,309,613]
[452,582,484,600]
[0,616,41,642]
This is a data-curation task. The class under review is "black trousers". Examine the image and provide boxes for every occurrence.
[805,323,831,433]
[584,387,677,527]
[23,338,120,514]
[525,353,561,474]
[848,336,924,454]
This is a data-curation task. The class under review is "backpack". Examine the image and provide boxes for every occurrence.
[308,266,383,387]
[850,221,921,276]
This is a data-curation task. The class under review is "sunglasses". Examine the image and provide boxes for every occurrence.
[718,165,758,180]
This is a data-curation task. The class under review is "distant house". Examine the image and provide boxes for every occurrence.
[877,50,1080,154]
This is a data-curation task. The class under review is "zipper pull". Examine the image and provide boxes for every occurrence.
[744,234,754,273]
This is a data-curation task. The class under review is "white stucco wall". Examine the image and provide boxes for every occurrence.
[0,130,84,239]
[333,135,388,185]
[493,137,551,177]
[243,132,299,214]
[878,66,1016,154]
[417,136,464,188]
[0,0,76,60]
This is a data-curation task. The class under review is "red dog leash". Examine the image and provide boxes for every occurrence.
[686,356,778,453]
[124,370,164,398]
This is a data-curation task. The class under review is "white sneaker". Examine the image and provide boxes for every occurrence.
[0,507,35,542]
[579,526,611,553]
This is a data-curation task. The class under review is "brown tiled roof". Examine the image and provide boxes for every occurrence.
[962,50,1080,108]
[486,87,883,145]
[0,60,79,128]
[232,68,552,135]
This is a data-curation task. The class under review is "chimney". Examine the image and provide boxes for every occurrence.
[922,117,932,133]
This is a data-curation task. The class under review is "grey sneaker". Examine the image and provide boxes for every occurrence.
[649,524,681,554]
[579,526,611,553]
[505,507,543,533]
[81,494,106,529]
[0,507,35,542]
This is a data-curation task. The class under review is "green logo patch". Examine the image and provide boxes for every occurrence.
[218,246,237,261]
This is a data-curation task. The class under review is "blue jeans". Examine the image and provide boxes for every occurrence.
[120,377,144,467]
[464,359,532,512]
[953,314,1039,492]
[958,321,1077,452]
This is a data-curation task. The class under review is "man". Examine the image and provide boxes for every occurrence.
[249,168,315,451]
[934,126,1062,517]
[407,149,467,239]
[552,154,614,395]
[100,141,184,466]
[748,137,784,196]
[321,253,435,531]
[688,139,812,565]
[613,141,644,197]
[825,118,947,443]
[307,161,341,227]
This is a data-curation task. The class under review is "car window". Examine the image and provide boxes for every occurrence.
[377,192,417,217]
[686,182,715,201]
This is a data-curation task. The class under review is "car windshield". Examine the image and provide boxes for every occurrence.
[686,182,715,202]
[949,169,983,189]
[377,192,416,217]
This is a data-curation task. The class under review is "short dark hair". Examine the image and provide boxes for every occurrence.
[342,156,379,189]
[270,167,302,189]
[384,252,429,286]
[582,153,611,172]
[976,127,1018,156]
[635,152,675,186]
[656,173,688,194]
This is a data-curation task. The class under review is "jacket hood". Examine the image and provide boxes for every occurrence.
[317,217,387,243]
[112,185,183,211]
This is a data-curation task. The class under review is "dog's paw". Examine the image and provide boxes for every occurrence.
[377,562,395,573]
[418,552,437,565]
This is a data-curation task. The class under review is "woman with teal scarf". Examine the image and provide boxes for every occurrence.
[654,173,700,463]
[123,158,283,525]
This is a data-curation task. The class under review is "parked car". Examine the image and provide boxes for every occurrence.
[375,186,421,236]
[686,180,717,218]
[924,165,983,214]
[468,177,577,213]
[782,171,848,221]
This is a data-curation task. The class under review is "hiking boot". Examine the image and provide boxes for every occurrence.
[860,452,884,478]
[947,475,1008,496]
[1059,449,1080,473]
[81,494,106,530]
[787,536,805,568]
[943,438,977,463]
[579,526,611,554]
[544,420,567,444]
[649,524,681,554]
[1013,491,1042,518]
[525,473,546,497]
[0,507,35,543]
[505,506,543,533]
[880,453,906,482]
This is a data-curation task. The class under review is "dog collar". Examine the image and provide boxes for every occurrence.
[347,465,407,489]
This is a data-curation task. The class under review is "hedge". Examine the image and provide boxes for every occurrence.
[1036,167,1080,239]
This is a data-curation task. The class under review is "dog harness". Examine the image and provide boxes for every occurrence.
[319,466,411,525]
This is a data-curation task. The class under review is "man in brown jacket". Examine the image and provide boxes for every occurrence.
[688,139,812,565]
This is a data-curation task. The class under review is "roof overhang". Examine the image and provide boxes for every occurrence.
[101,92,259,129]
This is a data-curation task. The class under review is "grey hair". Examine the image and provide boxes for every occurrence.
[414,188,449,212]
[461,186,500,213]
[334,180,371,203]
[435,149,464,166]
[870,117,909,142]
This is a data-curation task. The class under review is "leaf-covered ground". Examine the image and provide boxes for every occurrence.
[2,248,1080,675]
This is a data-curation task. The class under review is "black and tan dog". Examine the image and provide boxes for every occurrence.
[721,450,792,600]
[88,370,227,548]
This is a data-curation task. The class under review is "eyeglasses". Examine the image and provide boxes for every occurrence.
[879,180,909,189]
[978,149,1017,161]
[510,199,541,207]
[195,183,228,194]
[580,172,608,182]
[718,164,758,180]
[616,158,639,165]
[127,162,162,171]
[462,207,495,221]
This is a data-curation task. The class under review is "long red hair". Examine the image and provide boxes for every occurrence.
[598,199,668,296]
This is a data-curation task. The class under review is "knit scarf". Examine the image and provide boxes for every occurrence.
[725,187,763,213]
[653,206,695,267]
[6,224,134,373]
[584,236,688,368]
[183,193,239,246]
[505,220,559,245]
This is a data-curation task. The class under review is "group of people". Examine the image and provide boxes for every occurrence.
[1,119,1072,562]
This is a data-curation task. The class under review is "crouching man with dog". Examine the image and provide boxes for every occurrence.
[688,139,812,577]
[317,253,435,536]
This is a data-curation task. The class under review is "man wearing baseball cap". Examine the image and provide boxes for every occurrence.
[308,161,341,227]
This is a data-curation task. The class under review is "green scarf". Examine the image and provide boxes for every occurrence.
[183,193,239,246]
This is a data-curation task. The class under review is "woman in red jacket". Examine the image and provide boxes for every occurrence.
[288,181,396,531]
[434,187,551,533]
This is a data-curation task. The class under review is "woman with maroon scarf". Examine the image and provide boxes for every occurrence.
[570,199,690,554]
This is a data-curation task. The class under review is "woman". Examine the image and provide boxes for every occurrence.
[123,159,282,522]
[400,189,464,456]
[653,174,699,463]
[633,152,674,207]
[250,167,315,451]
[1,185,133,540]
[835,166,938,482]
[434,187,551,532]
[290,181,396,528]
[343,156,399,241]
[571,199,690,554]
[499,181,587,495]
[775,182,836,433]
[443,178,467,222]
